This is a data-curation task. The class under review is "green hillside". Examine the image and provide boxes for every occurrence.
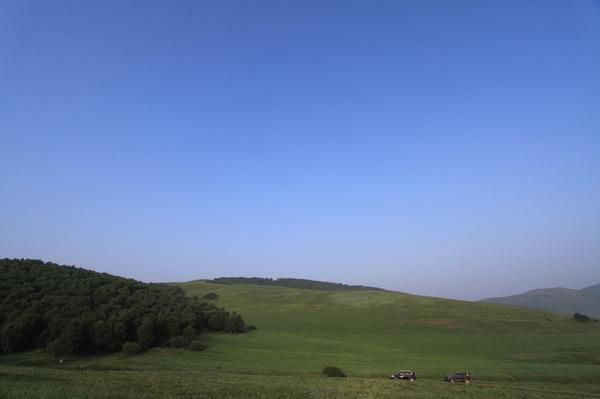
[172,281,600,377]
[2,279,600,398]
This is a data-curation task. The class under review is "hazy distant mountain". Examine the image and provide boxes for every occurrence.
[481,284,600,318]
[580,283,600,297]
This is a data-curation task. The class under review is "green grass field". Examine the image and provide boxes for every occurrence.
[2,281,600,398]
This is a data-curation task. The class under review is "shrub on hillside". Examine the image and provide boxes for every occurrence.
[182,326,197,341]
[322,366,346,377]
[203,292,219,300]
[189,341,207,351]
[122,342,142,355]
[170,336,189,348]
[223,312,245,333]
[47,337,74,357]
[573,313,592,323]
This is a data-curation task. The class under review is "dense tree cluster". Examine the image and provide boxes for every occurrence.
[0,259,246,356]
[212,277,382,291]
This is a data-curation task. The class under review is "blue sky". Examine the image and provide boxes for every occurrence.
[1,0,599,299]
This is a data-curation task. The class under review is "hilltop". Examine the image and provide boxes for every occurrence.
[481,284,600,318]
[210,277,383,291]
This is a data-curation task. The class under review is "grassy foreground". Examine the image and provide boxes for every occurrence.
[2,281,600,398]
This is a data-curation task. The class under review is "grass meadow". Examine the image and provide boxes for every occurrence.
[2,281,600,398]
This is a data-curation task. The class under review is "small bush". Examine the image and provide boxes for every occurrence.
[170,336,190,348]
[122,342,142,355]
[183,326,197,341]
[573,313,592,323]
[203,292,219,300]
[47,337,73,357]
[189,341,207,351]
[322,366,346,377]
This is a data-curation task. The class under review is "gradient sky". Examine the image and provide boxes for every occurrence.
[1,0,599,300]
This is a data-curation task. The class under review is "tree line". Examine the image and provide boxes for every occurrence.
[0,259,246,356]
[212,277,383,291]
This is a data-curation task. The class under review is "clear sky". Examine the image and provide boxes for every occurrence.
[1,0,599,300]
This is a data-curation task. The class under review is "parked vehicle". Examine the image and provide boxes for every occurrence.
[444,372,471,383]
[390,370,417,381]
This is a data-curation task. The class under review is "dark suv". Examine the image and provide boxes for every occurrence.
[390,370,417,381]
[444,372,471,383]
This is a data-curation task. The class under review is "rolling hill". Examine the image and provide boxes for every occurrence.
[481,284,600,318]
[2,273,600,398]
[171,280,600,379]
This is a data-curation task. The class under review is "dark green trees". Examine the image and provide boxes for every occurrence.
[212,277,382,291]
[137,319,155,349]
[122,342,142,355]
[573,312,592,322]
[0,322,21,354]
[224,312,245,333]
[202,292,219,300]
[0,259,246,355]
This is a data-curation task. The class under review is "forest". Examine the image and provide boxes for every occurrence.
[0,259,245,356]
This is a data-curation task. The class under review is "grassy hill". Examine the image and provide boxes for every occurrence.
[481,284,600,318]
[210,276,383,291]
[173,281,600,375]
[2,279,600,398]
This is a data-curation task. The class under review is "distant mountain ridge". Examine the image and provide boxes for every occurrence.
[481,283,600,318]
[210,277,384,291]
[581,283,600,297]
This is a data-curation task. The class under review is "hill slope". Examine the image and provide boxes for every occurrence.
[2,278,600,398]
[481,285,600,318]
[171,280,600,378]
